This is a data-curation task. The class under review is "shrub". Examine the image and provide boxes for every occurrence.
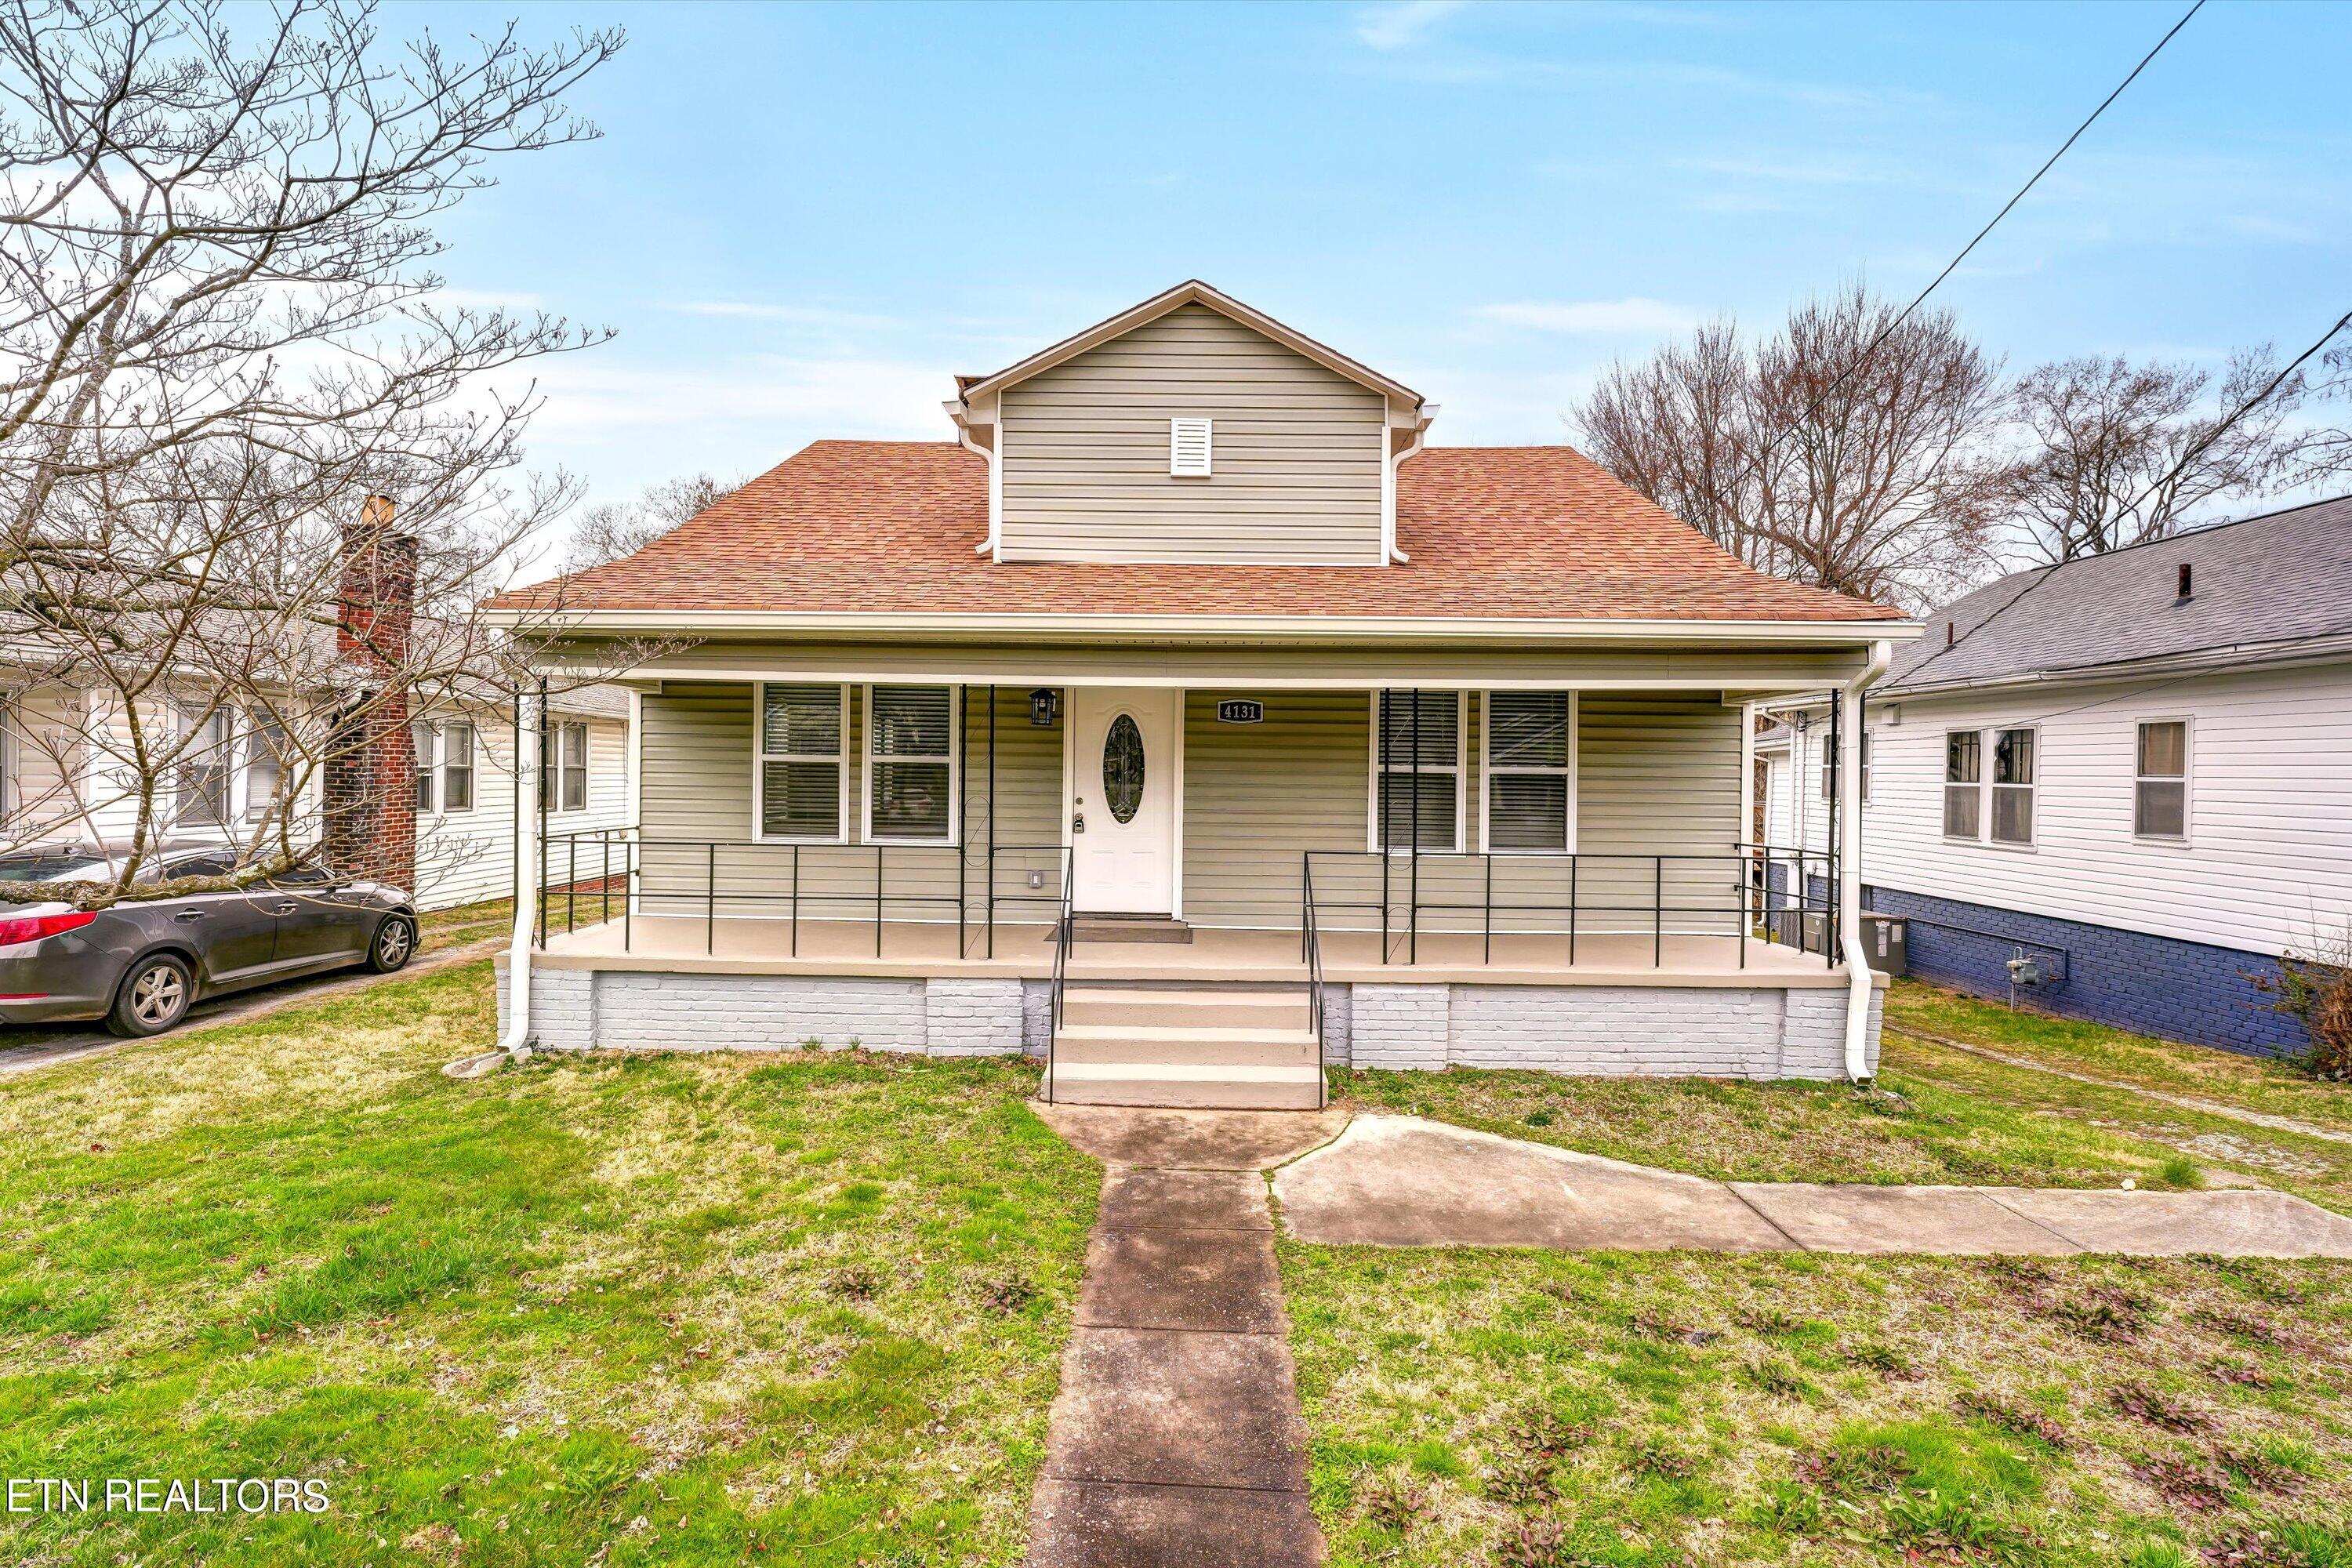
[2249,925,2352,1080]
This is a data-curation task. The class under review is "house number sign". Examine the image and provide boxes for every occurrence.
[1216,699,1264,724]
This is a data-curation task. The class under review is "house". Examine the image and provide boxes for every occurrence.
[0,517,632,914]
[1766,495,2352,1058]
[485,281,1910,1106]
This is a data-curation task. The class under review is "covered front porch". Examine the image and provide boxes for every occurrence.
[505,642,1883,1095]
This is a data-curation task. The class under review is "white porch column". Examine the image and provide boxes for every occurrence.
[1837,641,1891,1081]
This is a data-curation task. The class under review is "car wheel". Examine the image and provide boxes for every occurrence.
[107,953,194,1038]
[365,913,417,974]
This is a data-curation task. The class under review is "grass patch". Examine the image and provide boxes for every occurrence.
[1284,1243,2352,1567]
[0,960,1098,1565]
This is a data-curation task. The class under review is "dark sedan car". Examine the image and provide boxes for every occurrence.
[0,840,418,1037]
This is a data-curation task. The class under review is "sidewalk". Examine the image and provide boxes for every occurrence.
[1274,1115,2352,1256]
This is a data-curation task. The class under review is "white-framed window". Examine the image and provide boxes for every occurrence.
[412,722,438,813]
[864,684,958,844]
[1370,689,1465,853]
[241,710,289,825]
[1821,731,1872,803]
[1942,729,1981,840]
[2135,718,2189,840]
[540,720,588,815]
[1481,690,1575,853]
[1991,726,2036,845]
[441,721,475,813]
[1170,417,1212,477]
[175,708,234,828]
[757,683,848,842]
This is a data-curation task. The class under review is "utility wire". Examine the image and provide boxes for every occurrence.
[1904,301,2352,681]
[1747,0,2204,484]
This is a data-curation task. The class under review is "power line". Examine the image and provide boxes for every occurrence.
[1748,0,2204,480]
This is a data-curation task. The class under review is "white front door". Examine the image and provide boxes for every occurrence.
[1068,687,1179,915]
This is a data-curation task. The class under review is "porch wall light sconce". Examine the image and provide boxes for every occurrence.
[1029,688,1061,727]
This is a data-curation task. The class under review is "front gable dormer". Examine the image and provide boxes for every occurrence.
[949,281,1432,567]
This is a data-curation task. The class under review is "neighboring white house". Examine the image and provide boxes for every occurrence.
[1767,495,2352,1056]
[0,678,630,913]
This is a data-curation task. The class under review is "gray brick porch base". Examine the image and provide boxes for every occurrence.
[497,959,1878,1080]
[1331,981,1881,1080]
[495,958,1045,1057]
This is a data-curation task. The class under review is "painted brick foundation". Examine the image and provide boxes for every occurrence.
[1333,979,1875,1080]
[496,960,1032,1057]
[1862,884,2305,1058]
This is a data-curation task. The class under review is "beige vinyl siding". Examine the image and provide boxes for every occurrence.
[633,673,1748,938]
[999,303,1386,565]
[420,712,628,913]
[1181,691,1373,928]
[1573,692,1745,938]
[635,683,1065,929]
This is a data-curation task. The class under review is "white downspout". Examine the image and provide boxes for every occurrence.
[496,687,542,1058]
[1838,640,1892,1082]
[956,412,1000,559]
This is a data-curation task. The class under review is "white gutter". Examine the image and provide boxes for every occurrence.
[953,408,1000,559]
[1838,638,1891,1083]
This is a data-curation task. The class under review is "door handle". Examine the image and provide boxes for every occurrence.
[173,909,208,923]
[1071,813,1085,834]
[270,902,299,916]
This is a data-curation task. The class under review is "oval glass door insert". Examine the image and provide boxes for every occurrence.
[1102,714,1145,824]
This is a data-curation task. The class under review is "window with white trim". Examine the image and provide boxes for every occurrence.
[1483,691,1573,852]
[412,722,437,813]
[441,721,476,813]
[1991,727,2035,845]
[1942,729,1980,839]
[540,720,588,815]
[2135,720,2187,840]
[866,684,957,844]
[175,709,233,828]
[1821,731,1872,803]
[241,710,289,825]
[757,684,846,840]
[1373,690,1462,852]
[1170,417,1212,477]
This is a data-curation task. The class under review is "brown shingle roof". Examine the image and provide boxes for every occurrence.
[495,441,1901,623]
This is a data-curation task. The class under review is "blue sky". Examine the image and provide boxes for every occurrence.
[416,0,2352,528]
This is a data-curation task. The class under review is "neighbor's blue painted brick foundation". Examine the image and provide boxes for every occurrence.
[1862,884,2307,1058]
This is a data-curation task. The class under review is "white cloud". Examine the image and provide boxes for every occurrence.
[1354,0,1466,50]
[526,354,951,441]
[1477,298,1699,336]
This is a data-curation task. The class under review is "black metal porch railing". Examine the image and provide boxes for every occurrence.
[1301,842,1842,969]
[1302,852,1328,1107]
[534,826,1072,961]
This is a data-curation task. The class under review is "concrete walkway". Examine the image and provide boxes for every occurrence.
[1273,1116,2352,1258]
[1028,1105,1344,1567]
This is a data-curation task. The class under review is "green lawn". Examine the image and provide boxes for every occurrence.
[1286,1243,2352,1568]
[1300,981,2352,1566]
[0,960,1099,1566]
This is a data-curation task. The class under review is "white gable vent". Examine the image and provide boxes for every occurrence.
[1170,417,1212,477]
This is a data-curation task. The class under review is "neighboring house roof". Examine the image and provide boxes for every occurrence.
[492,441,1901,626]
[952,279,1422,408]
[1884,495,2352,694]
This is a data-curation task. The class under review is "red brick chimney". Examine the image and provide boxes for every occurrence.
[322,495,419,889]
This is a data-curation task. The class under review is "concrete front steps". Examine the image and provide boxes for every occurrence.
[1046,985,1324,1109]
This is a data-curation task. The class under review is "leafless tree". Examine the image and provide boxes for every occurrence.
[0,0,622,907]
[2002,350,2308,561]
[568,472,739,569]
[1578,286,2009,611]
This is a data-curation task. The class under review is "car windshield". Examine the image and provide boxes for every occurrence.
[0,856,110,884]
